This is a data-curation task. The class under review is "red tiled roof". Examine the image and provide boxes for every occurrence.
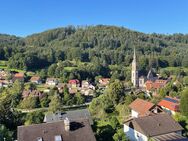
[30,76,41,81]
[145,79,168,91]
[158,96,180,112]
[14,73,24,78]
[145,80,153,91]
[129,98,154,116]
[69,79,80,84]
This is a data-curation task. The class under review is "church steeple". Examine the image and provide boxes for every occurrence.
[131,47,138,87]
[133,46,136,61]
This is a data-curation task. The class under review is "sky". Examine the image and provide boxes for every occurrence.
[0,0,188,37]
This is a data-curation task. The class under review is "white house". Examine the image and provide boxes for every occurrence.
[124,114,184,141]
[46,78,58,86]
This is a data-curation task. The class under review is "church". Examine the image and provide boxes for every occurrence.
[131,47,159,88]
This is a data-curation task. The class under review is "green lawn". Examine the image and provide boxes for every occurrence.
[36,84,48,91]
[64,67,78,72]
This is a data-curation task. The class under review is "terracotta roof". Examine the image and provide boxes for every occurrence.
[69,79,80,84]
[17,119,96,141]
[158,96,180,112]
[30,76,41,81]
[14,72,24,78]
[129,98,154,116]
[124,113,183,137]
[145,79,168,91]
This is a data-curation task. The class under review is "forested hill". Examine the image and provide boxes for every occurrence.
[0,25,188,71]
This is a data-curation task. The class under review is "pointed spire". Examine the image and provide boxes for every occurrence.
[133,46,136,61]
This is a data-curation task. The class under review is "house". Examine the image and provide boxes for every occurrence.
[145,79,168,92]
[158,96,180,115]
[46,78,58,86]
[17,118,96,141]
[80,88,94,96]
[68,79,80,88]
[44,109,93,125]
[22,90,43,99]
[57,83,66,93]
[129,98,163,118]
[0,80,10,88]
[30,76,42,84]
[98,78,110,87]
[81,80,89,88]
[124,113,184,141]
[80,80,95,96]
[13,72,25,82]
[0,70,9,80]
[69,88,78,94]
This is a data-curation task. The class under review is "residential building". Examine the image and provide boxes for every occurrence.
[98,78,110,87]
[0,80,10,88]
[44,109,93,125]
[17,118,96,141]
[0,70,9,80]
[145,79,168,92]
[158,96,180,115]
[46,78,58,86]
[13,72,25,82]
[22,90,43,99]
[124,113,184,141]
[68,79,80,88]
[30,76,42,84]
[129,98,163,118]
[57,83,66,93]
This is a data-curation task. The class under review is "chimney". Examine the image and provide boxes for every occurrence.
[64,117,70,131]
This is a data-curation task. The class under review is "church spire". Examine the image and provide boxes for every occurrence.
[131,46,138,87]
[133,46,136,61]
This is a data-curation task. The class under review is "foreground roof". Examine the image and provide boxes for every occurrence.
[129,98,154,116]
[44,109,93,125]
[124,113,183,137]
[18,119,96,141]
[152,132,186,141]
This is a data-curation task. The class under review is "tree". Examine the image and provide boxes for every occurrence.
[113,128,128,141]
[24,110,45,125]
[19,96,40,109]
[180,88,188,117]
[74,92,85,105]
[109,117,119,129]
[40,95,50,107]
[63,87,72,105]
[49,94,63,113]
[0,124,13,141]
[107,80,125,105]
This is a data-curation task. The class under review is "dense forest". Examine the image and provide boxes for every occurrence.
[0,25,188,80]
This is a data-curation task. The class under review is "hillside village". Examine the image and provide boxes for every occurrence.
[0,26,188,141]
[0,45,188,141]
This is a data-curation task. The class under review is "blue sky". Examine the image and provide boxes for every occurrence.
[0,0,188,36]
